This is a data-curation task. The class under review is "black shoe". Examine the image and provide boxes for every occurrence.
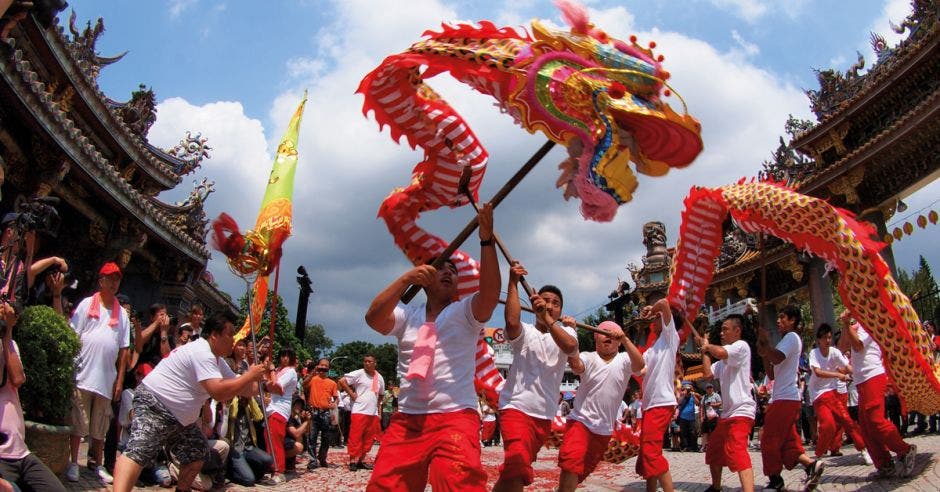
[306,461,318,470]
[357,462,373,470]
[319,460,328,468]
[763,474,784,491]
[803,460,826,492]
[829,450,843,457]
[704,486,722,492]
[348,463,358,472]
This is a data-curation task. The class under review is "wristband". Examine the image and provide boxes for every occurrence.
[480,238,494,247]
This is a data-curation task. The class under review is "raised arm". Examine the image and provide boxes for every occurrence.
[365,265,435,335]
[551,315,579,356]
[838,311,863,352]
[471,202,501,323]
[504,262,526,341]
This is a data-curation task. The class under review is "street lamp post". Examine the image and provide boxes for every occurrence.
[328,355,350,378]
[295,265,314,340]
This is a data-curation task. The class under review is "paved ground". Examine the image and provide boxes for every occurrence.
[63,433,940,491]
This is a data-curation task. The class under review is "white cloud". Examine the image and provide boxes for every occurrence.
[708,0,770,23]
[730,29,760,58]
[150,0,812,346]
[168,0,197,19]
[867,0,912,55]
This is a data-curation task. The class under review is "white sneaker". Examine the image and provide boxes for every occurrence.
[65,462,80,482]
[260,473,286,486]
[861,450,873,466]
[96,465,114,484]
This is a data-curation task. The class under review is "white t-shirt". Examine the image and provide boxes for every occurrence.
[641,312,679,410]
[265,367,298,419]
[850,324,885,384]
[344,368,385,416]
[711,340,756,419]
[569,352,636,435]
[141,338,237,425]
[499,322,577,419]
[390,296,482,414]
[338,391,350,410]
[70,295,131,398]
[771,331,802,402]
[808,347,849,402]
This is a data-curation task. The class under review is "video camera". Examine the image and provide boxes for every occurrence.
[14,196,60,237]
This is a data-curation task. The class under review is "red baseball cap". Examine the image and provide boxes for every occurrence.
[98,262,122,277]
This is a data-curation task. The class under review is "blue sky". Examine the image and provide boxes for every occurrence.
[75,0,938,344]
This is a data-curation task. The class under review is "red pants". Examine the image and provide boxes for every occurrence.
[497,408,550,485]
[348,413,381,463]
[760,400,804,476]
[857,375,911,469]
[558,420,611,483]
[813,391,865,457]
[705,417,754,472]
[636,405,674,479]
[367,409,486,492]
[266,412,287,472]
[481,420,497,442]
[829,392,849,452]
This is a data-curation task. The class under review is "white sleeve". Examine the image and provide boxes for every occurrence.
[508,323,529,348]
[388,305,409,338]
[726,341,748,368]
[194,349,224,382]
[119,313,132,349]
[809,349,822,369]
[219,359,237,379]
[711,360,724,380]
[777,332,800,359]
[462,295,484,332]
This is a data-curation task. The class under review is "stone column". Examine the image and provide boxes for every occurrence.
[860,208,898,279]
[760,303,779,342]
[807,258,836,330]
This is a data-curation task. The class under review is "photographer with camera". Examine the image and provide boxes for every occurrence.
[285,397,312,472]
[66,262,131,485]
[0,212,68,313]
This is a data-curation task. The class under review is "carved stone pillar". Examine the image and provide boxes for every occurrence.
[806,258,836,330]
[860,208,898,279]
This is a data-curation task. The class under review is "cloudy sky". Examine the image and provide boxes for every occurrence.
[79,0,938,344]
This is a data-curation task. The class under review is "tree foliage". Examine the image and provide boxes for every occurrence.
[303,323,333,363]
[578,306,613,352]
[237,289,313,364]
[328,341,400,386]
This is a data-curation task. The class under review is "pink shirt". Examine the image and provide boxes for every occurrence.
[0,341,30,459]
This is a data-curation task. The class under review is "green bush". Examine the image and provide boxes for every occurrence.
[16,305,80,425]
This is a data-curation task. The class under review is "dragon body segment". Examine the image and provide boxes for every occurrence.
[668,181,940,414]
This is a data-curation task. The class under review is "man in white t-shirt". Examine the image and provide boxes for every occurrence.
[756,305,824,491]
[635,298,681,492]
[339,354,386,471]
[558,320,643,492]
[699,314,756,492]
[838,311,915,478]
[807,324,869,463]
[111,312,268,492]
[263,347,299,485]
[67,262,131,485]
[495,262,578,491]
[364,203,499,492]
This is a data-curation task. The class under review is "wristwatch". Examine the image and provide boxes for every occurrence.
[160,335,168,342]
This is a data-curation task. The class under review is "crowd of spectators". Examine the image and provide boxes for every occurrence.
[0,211,403,490]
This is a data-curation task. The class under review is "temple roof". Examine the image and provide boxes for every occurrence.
[1,16,211,261]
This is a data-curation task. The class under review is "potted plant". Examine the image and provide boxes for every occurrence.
[16,305,80,474]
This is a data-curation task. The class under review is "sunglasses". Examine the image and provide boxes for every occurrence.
[315,367,328,372]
